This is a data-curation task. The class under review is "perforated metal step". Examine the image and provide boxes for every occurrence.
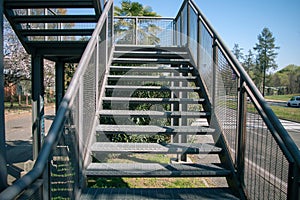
[85,163,231,177]
[96,125,214,135]
[110,65,194,72]
[109,66,193,73]
[112,58,191,65]
[99,110,210,118]
[114,50,189,59]
[102,97,204,104]
[107,75,196,81]
[105,85,200,92]
[91,142,222,154]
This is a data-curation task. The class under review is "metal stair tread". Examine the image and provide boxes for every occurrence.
[5,0,96,8]
[99,110,209,118]
[112,57,191,64]
[114,45,188,52]
[85,163,231,177]
[81,187,240,200]
[91,142,222,154]
[96,125,214,134]
[114,50,189,59]
[102,97,204,104]
[105,85,200,91]
[107,75,196,81]
[109,65,193,72]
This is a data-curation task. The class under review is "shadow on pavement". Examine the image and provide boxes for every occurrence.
[6,140,33,183]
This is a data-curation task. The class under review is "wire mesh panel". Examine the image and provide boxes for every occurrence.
[137,18,173,46]
[50,90,80,199]
[215,49,238,163]
[198,22,213,99]
[188,5,198,64]
[114,17,174,46]
[114,18,135,45]
[244,100,289,199]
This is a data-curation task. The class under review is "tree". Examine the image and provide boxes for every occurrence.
[114,0,159,16]
[243,49,255,74]
[114,0,161,45]
[253,27,279,96]
[269,64,300,94]
[232,43,244,62]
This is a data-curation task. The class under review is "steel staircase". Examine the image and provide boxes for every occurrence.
[81,46,241,199]
[2,0,299,199]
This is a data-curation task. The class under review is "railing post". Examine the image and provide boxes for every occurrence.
[197,13,201,69]
[135,17,138,45]
[236,78,247,187]
[288,163,300,200]
[186,1,190,48]
[212,37,218,108]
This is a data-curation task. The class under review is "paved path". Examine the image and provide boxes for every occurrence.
[4,105,55,184]
[279,119,300,149]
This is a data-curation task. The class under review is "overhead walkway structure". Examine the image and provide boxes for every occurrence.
[0,0,299,199]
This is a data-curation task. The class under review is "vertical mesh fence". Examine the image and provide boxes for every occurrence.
[215,49,238,163]
[137,18,173,46]
[198,22,213,99]
[244,100,289,199]
[114,17,174,46]
[189,5,198,64]
[50,91,80,199]
[114,18,136,45]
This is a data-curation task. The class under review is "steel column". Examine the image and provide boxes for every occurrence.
[0,0,8,191]
[212,37,218,109]
[32,54,45,160]
[55,60,65,112]
[236,79,247,187]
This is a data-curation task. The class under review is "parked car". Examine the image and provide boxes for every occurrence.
[287,96,300,107]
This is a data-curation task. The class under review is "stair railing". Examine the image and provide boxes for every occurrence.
[0,0,114,199]
[175,0,300,199]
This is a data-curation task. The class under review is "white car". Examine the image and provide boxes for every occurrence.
[287,96,300,107]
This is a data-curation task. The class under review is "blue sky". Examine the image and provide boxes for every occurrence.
[115,0,300,71]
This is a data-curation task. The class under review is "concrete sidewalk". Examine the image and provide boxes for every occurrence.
[4,105,55,184]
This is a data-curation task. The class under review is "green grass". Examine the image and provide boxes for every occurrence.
[270,106,300,122]
[264,94,300,122]
[265,94,300,101]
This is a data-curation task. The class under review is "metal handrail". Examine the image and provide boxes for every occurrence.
[188,0,300,166]
[0,0,113,199]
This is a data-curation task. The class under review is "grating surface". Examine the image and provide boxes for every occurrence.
[85,163,231,177]
[91,142,222,154]
[81,188,240,200]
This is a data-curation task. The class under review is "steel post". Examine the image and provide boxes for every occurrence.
[236,79,247,187]
[32,54,45,160]
[0,0,8,191]
[55,61,65,112]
